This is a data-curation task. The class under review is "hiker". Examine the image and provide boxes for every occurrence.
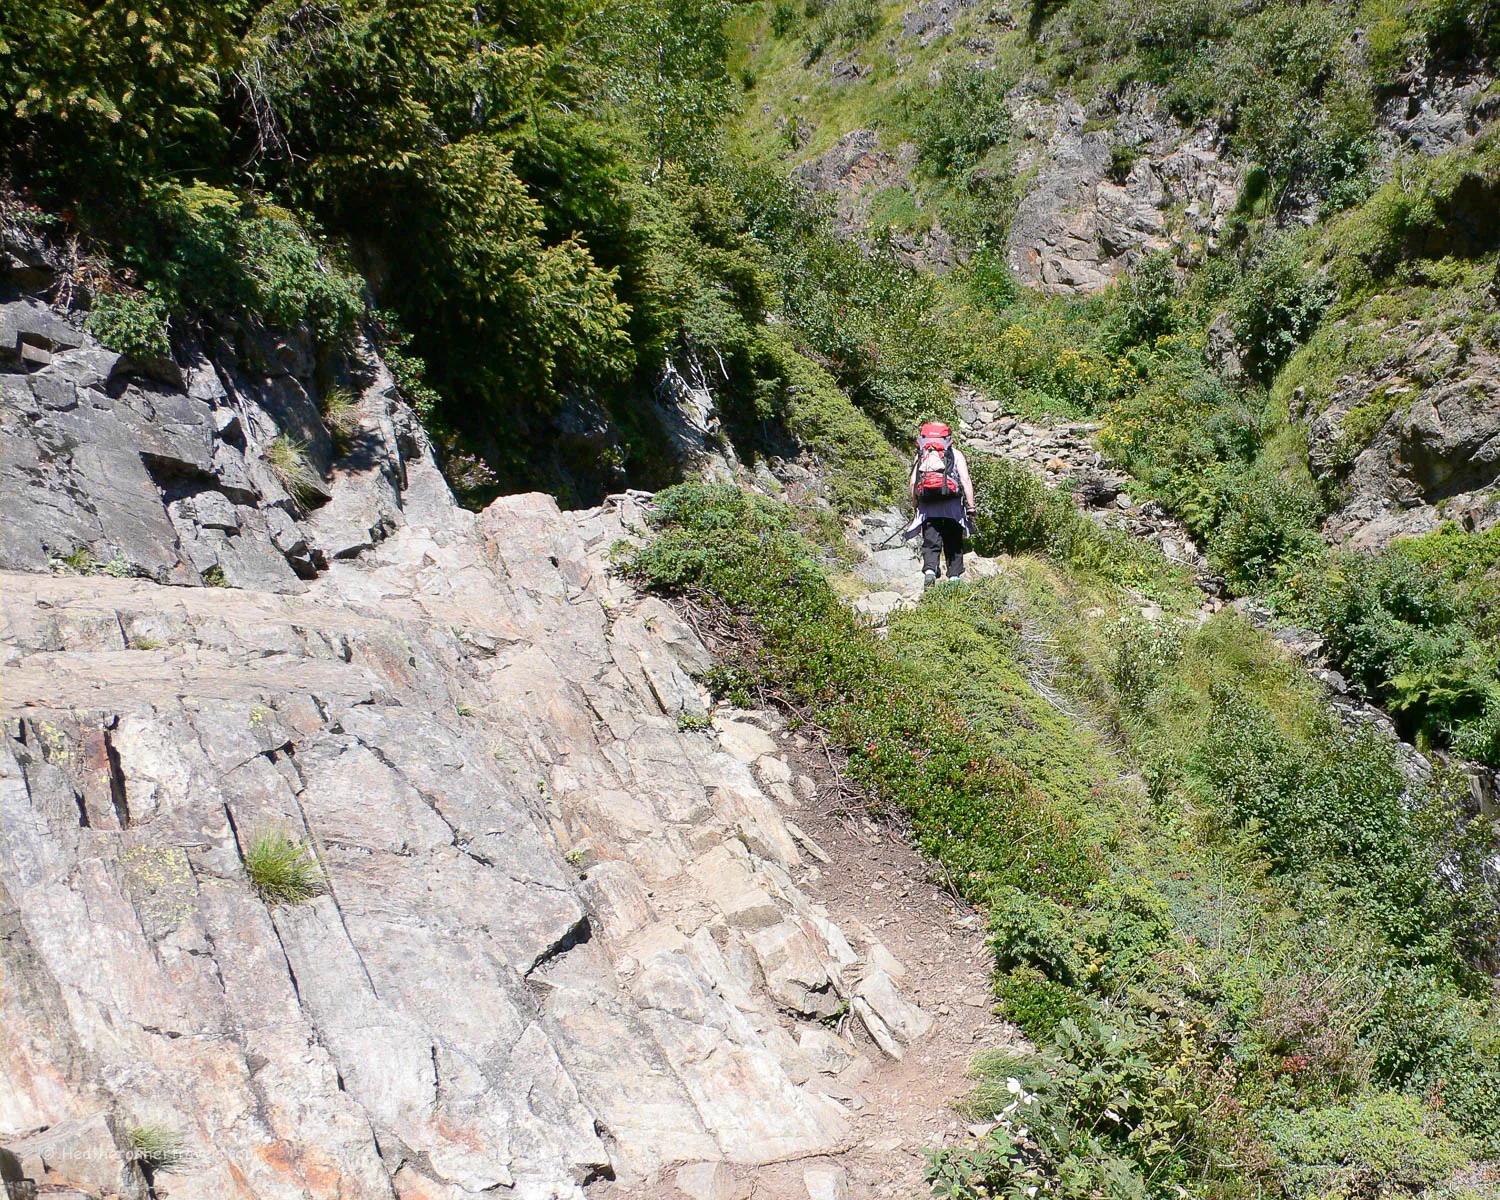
[902,420,976,588]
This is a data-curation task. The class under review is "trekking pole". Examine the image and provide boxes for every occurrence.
[874,520,911,550]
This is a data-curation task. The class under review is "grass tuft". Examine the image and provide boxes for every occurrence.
[264,434,322,505]
[320,385,362,449]
[243,826,326,905]
[128,1124,186,1172]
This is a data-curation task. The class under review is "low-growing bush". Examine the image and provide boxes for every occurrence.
[931,1014,1224,1199]
[1230,235,1330,382]
[968,454,1051,555]
[123,184,365,348]
[85,290,171,362]
[1260,1092,1467,1200]
[988,885,1079,983]
[1205,464,1325,591]
[909,66,1012,179]
[1293,527,1500,761]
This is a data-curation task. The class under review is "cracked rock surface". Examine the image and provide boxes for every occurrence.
[2,432,937,1196]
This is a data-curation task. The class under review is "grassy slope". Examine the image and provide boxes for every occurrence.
[705,9,1500,1192]
[633,483,1500,1200]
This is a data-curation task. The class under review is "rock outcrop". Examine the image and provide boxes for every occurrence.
[1299,326,1500,551]
[0,291,417,590]
[1005,87,1239,293]
[793,131,961,272]
[2,292,935,1196]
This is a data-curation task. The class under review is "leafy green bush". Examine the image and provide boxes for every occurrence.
[243,826,326,906]
[1294,527,1500,760]
[909,67,1012,178]
[1229,235,1330,382]
[1205,464,1325,591]
[1194,690,1499,972]
[1260,1092,1467,1200]
[85,291,171,361]
[989,885,1079,982]
[1110,617,1186,713]
[968,454,1052,555]
[994,966,1088,1039]
[777,233,953,434]
[751,327,907,512]
[1098,251,1180,356]
[931,1015,1218,1199]
[124,184,365,348]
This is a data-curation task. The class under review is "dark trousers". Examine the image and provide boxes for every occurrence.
[922,517,965,578]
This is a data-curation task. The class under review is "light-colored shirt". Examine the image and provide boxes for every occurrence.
[903,446,975,536]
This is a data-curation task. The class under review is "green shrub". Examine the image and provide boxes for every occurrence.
[930,1014,1216,1199]
[1098,251,1180,356]
[1366,968,1500,1153]
[1110,616,1185,713]
[126,184,365,347]
[988,885,1078,982]
[909,67,1012,179]
[243,826,325,905]
[750,327,907,513]
[1297,530,1500,760]
[1229,235,1330,382]
[1260,1092,1467,1200]
[1193,690,1499,971]
[968,454,1051,555]
[1206,465,1324,591]
[85,291,171,361]
[777,233,953,435]
[994,966,1088,1039]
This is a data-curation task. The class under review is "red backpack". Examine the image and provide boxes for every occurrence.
[914,422,960,499]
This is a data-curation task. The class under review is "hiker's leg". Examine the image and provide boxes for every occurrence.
[921,520,943,577]
[942,518,965,577]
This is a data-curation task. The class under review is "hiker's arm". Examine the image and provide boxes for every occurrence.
[908,460,919,503]
[956,450,976,510]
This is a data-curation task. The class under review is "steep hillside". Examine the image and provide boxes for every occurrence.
[4,1,1500,1199]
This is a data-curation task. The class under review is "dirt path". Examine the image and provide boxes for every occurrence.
[590,729,1026,1200]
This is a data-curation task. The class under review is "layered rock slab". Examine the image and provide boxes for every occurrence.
[2,479,931,1196]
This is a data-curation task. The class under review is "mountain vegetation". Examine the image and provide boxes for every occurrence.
[4,0,1498,1196]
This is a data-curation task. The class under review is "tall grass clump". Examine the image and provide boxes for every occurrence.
[264,434,321,506]
[128,1124,186,1172]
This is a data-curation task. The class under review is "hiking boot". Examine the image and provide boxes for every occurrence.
[923,569,938,590]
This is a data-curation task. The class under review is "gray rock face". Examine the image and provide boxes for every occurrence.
[1,296,418,589]
[1300,329,1500,550]
[793,131,959,271]
[1378,67,1500,156]
[2,474,929,1195]
[1005,87,1239,293]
